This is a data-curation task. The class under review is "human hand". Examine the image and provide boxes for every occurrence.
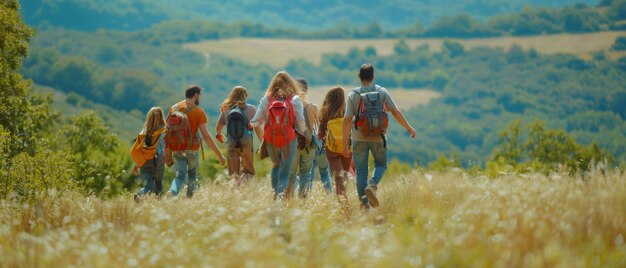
[408,127,416,139]
[216,133,225,143]
[342,146,350,158]
[219,155,226,166]
[131,165,139,176]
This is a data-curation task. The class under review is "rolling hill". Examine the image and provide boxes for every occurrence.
[185,31,626,67]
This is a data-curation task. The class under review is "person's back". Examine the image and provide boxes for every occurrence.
[286,78,318,198]
[342,64,416,209]
[165,85,226,198]
[250,71,307,199]
[318,86,352,197]
[131,107,167,202]
[215,86,262,185]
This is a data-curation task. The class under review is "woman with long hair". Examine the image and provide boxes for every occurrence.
[250,71,307,199]
[215,86,263,185]
[132,107,167,201]
[317,86,352,197]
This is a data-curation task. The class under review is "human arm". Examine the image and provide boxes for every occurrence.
[249,96,268,128]
[291,96,307,135]
[381,88,416,138]
[215,112,226,143]
[317,115,328,141]
[199,123,226,165]
[342,114,353,158]
[390,109,416,138]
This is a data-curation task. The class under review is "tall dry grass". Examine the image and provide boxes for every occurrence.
[1,169,625,267]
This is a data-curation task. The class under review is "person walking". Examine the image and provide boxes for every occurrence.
[165,85,226,198]
[286,78,318,198]
[250,71,307,199]
[318,86,352,198]
[342,64,416,208]
[215,86,263,185]
[131,107,167,201]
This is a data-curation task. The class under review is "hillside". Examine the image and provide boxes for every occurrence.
[22,0,599,31]
[2,171,625,266]
[185,31,626,67]
[33,85,144,140]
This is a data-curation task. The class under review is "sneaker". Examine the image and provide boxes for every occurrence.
[166,190,175,199]
[360,203,371,210]
[186,184,194,198]
[364,185,379,208]
[133,194,141,203]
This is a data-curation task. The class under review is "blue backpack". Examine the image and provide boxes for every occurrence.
[354,85,389,136]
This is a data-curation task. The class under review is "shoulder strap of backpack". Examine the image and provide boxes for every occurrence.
[352,89,363,130]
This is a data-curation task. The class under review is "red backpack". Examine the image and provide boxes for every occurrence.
[263,95,296,148]
[165,104,197,151]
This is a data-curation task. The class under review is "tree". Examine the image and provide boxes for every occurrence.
[394,39,411,55]
[0,0,52,156]
[442,40,465,58]
[493,119,523,165]
[613,36,626,51]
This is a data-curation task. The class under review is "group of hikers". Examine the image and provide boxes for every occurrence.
[130,64,416,209]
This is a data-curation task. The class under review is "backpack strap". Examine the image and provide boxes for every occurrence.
[352,89,363,130]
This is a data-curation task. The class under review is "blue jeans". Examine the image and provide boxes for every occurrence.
[288,146,315,197]
[267,139,298,198]
[168,151,199,196]
[309,146,332,193]
[137,165,164,197]
[352,140,387,205]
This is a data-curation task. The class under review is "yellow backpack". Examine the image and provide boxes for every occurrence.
[130,128,166,167]
[326,118,349,154]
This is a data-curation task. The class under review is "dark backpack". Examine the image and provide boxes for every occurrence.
[354,85,389,136]
[226,104,252,149]
[263,95,296,148]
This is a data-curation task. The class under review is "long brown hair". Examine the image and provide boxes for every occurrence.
[143,107,166,134]
[265,71,303,101]
[318,86,346,123]
[221,86,248,112]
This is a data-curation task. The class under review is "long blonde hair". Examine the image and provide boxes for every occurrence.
[143,107,166,134]
[221,86,248,112]
[265,71,303,101]
[318,86,346,123]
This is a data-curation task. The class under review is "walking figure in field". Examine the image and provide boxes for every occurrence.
[215,86,263,185]
[250,71,307,199]
[318,86,352,198]
[164,85,226,198]
[130,107,167,201]
[342,64,416,208]
[286,78,319,198]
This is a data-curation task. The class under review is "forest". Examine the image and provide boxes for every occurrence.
[22,0,600,31]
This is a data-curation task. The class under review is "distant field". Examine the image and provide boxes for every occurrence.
[184,31,626,67]
[306,86,441,110]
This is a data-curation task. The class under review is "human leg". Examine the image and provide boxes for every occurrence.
[351,141,370,205]
[168,152,188,196]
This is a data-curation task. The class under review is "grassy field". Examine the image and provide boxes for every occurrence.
[2,170,625,267]
[306,86,441,110]
[184,31,626,67]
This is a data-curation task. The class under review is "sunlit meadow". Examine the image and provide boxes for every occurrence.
[1,169,625,267]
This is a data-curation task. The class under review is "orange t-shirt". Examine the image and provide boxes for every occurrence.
[168,101,208,150]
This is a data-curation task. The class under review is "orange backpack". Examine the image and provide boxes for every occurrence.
[130,128,166,166]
